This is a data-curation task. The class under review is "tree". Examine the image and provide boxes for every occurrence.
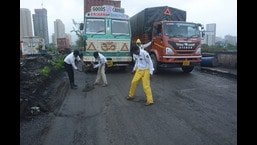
[46,43,58,54]
[70,19,84,50]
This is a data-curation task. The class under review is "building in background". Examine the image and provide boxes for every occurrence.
[53,19,66,46]
[204,23,216,46]
[214,36,236,47]
[84,0,121,15]
[52,19,72,47]
[33,8,49,45]
[224,35,237,46]
[215,36,225,47]
[54,19,65,38]
[20,8,33,40]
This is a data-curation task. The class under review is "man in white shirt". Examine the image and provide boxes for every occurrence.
[127,46,154,106]
[64,50,83,89]
[133,38,152,62]
[92,51,108,87]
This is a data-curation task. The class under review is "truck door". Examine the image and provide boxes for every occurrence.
[153,23,164,54]
[153,24,162,38]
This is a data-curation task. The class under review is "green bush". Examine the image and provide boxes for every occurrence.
[38,66,51,77]
[51,55,64,70]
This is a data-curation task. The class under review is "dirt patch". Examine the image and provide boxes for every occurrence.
[20,54,68,121]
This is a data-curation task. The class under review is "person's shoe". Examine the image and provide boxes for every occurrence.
[126,96,134,100]
[102,83,108,87]
[93,82,99,86]
[145,102,153,106]
[73,84,78,87]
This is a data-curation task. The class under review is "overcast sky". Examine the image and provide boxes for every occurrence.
[20,0,237,43]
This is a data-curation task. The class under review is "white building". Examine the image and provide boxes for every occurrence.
[53,19,66,46]
[204,23,216,46]
[51,19,72,47]
[20,8,33,40]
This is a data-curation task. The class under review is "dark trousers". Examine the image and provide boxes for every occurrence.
[64,62,75,86]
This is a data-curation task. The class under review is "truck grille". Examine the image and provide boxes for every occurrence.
[168,41,199,50]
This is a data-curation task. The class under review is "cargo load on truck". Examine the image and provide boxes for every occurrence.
[130,6,186,41]
[57,38,71,54]
[130,6,205,73]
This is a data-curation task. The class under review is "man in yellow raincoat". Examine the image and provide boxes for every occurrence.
[126,46,154,106]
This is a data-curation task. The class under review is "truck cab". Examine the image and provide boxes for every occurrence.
[149,21,205,73]
[80,5,132,72]
[130,6,205,73]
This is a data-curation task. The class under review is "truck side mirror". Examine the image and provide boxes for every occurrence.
[202,31,205,38]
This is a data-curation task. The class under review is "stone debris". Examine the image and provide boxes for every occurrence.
[82,81,94,92]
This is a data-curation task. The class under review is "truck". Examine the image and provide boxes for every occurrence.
[130,6,205,73]
[20,36,46,57]
[57,38,71,54]
[79,5,133,71]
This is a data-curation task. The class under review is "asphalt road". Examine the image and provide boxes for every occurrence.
[20,66,237,145]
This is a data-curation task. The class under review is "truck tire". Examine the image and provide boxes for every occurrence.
[150,54,158,74]
[181,66,194,73]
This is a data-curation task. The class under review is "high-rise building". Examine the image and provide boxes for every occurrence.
[54,19,65,38]
[204,23,216,46]
[20,8,33,40]
[84,0,121,15]
[53,19,66,45]
[32,8,49,45]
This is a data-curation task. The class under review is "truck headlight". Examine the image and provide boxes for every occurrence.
[166,47,174,55]
[196,48,201,54]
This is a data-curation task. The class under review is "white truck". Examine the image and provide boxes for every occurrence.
[20,36,46,57]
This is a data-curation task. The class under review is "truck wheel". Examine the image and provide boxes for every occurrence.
[150,54,158,74]
[181,66,194,73]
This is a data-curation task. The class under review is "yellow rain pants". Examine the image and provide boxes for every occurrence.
[129,68,154,104]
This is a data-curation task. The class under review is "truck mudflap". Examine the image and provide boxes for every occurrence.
[107,58,113,67]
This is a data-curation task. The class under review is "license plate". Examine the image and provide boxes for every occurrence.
[107,60,113,67]
[182,60,190,66]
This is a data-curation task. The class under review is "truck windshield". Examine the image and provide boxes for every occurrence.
[85,19,105,34]
[164,22,200,38]
[112,20,130,35]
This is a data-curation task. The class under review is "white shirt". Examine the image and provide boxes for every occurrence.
[93,53,107,68]
[64,52,81,70]
[133,49,154,75]
[133,41,152,61]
